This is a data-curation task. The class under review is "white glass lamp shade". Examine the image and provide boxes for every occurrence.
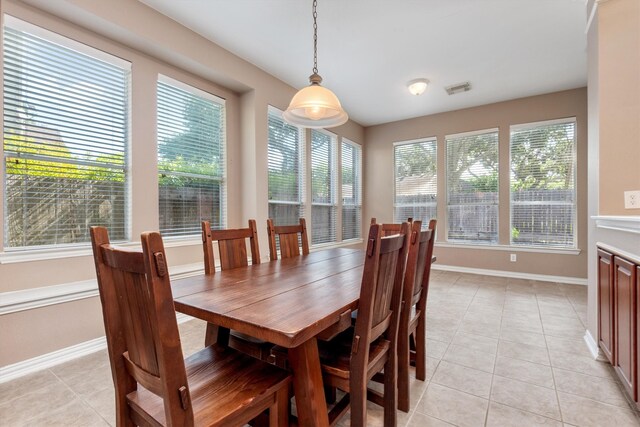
[408,78,429,96]
[283,83,348,129]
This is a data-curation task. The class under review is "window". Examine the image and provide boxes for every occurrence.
[510,118,576,247]
[311,129,337,245]
[157,77,225,237]
[3,17,130,248]
[268,107,305,225]
[446,129,499,243]
[394,139,437,226]
[341,139,362,241]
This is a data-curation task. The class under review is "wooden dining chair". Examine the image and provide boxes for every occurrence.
[266,218,310,261]
[201,219,260,274]
[397,219,437,411]
[201,220,274,362]
[90,226,291,427]
[318,222,410,427]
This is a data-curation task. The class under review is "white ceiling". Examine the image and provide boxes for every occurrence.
[139,0,588,126]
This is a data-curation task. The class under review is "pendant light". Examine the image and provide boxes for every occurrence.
[283,0,348,129]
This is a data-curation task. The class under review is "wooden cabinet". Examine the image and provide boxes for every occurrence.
[597,246,640,407]
[598,249,615,362]
[614,256,637,400]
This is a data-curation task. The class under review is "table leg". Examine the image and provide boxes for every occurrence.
[288,338,330,427]
[204,322,230,347]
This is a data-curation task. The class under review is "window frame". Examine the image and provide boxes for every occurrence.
[445,128,500,245]
[393,137,438,228]
[156,74,227,238]
[2,15,131,252]
[509,117,577,249]
[310,128,338,246]
[267,105,306,227]
[340,138,362,242]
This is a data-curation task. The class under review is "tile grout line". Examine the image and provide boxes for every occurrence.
[49,368,113,426]
[539,283,565,424]
[484,277,508,427]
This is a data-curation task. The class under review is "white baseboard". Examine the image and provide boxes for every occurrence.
[584,329,607,361]
[0,336,106,384]
[0,313,194,384]
[432,264,587,286]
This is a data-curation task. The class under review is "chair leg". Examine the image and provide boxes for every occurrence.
[397,332,410,412]
[383,357,398,427]
[324,385,337,404]
[350,371,368,427]
[415,317,427,381]
[271,387,289,427]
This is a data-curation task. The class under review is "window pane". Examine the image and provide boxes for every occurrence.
[3,21,129,248]
[311,130,337,245]
[157,79,225,236]
[446,130,499,243]
[268,108,304,225]
[342,139,362,240]
[394,139,437,227]
[510,120,576,247]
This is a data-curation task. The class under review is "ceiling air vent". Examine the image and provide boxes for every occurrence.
[445,82,471,95]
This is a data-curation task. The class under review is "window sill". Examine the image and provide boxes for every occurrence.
[0,236,203,264]
[311,239,364,252]
[435,242,581,255]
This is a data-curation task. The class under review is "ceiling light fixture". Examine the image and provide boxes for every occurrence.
[407,78,429,96]
[283,0,348,129]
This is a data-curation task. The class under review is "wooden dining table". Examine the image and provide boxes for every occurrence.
[171,247,366,427]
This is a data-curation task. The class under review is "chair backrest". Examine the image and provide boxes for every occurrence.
[413,219,437,312]
[266,218,310,260]
[90,226,192,426]
[371,217,413,237]
[351,222,409,377]
[202,220,261,274]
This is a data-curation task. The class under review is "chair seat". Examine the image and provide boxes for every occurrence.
[318,329,390,381]
[127,344,290,427]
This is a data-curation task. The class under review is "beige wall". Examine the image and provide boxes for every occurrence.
[0,0,364,367]
[364,88,588,279]
[597,0,640,215]
[586,0,640,347]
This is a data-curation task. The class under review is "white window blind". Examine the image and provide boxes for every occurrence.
[394,139,437,227]
[510,118,576,247]
[341,139,362,241]
[311,129,337,245]
[268,107,305,225]
[157,77,225,236]
[446,129,499,243]
[3,18,130,248]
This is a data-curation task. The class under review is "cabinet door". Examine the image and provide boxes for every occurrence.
[598,249,615,363]
[636,265,640,406]
[614,256,637,400]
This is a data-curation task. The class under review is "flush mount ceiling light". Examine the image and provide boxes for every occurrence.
[407,78,429,96]
[283,0,348,129]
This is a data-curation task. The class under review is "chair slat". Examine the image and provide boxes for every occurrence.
[266,218,309,261]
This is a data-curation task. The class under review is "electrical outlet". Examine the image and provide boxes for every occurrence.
[624,190,640,209]
[510,253,517,262]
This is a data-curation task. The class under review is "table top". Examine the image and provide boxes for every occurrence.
[172,248,365,348]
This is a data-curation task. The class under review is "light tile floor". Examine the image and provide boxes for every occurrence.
[1,270,639,426]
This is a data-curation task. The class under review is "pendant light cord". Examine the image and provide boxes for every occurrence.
[312,0,318,75]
